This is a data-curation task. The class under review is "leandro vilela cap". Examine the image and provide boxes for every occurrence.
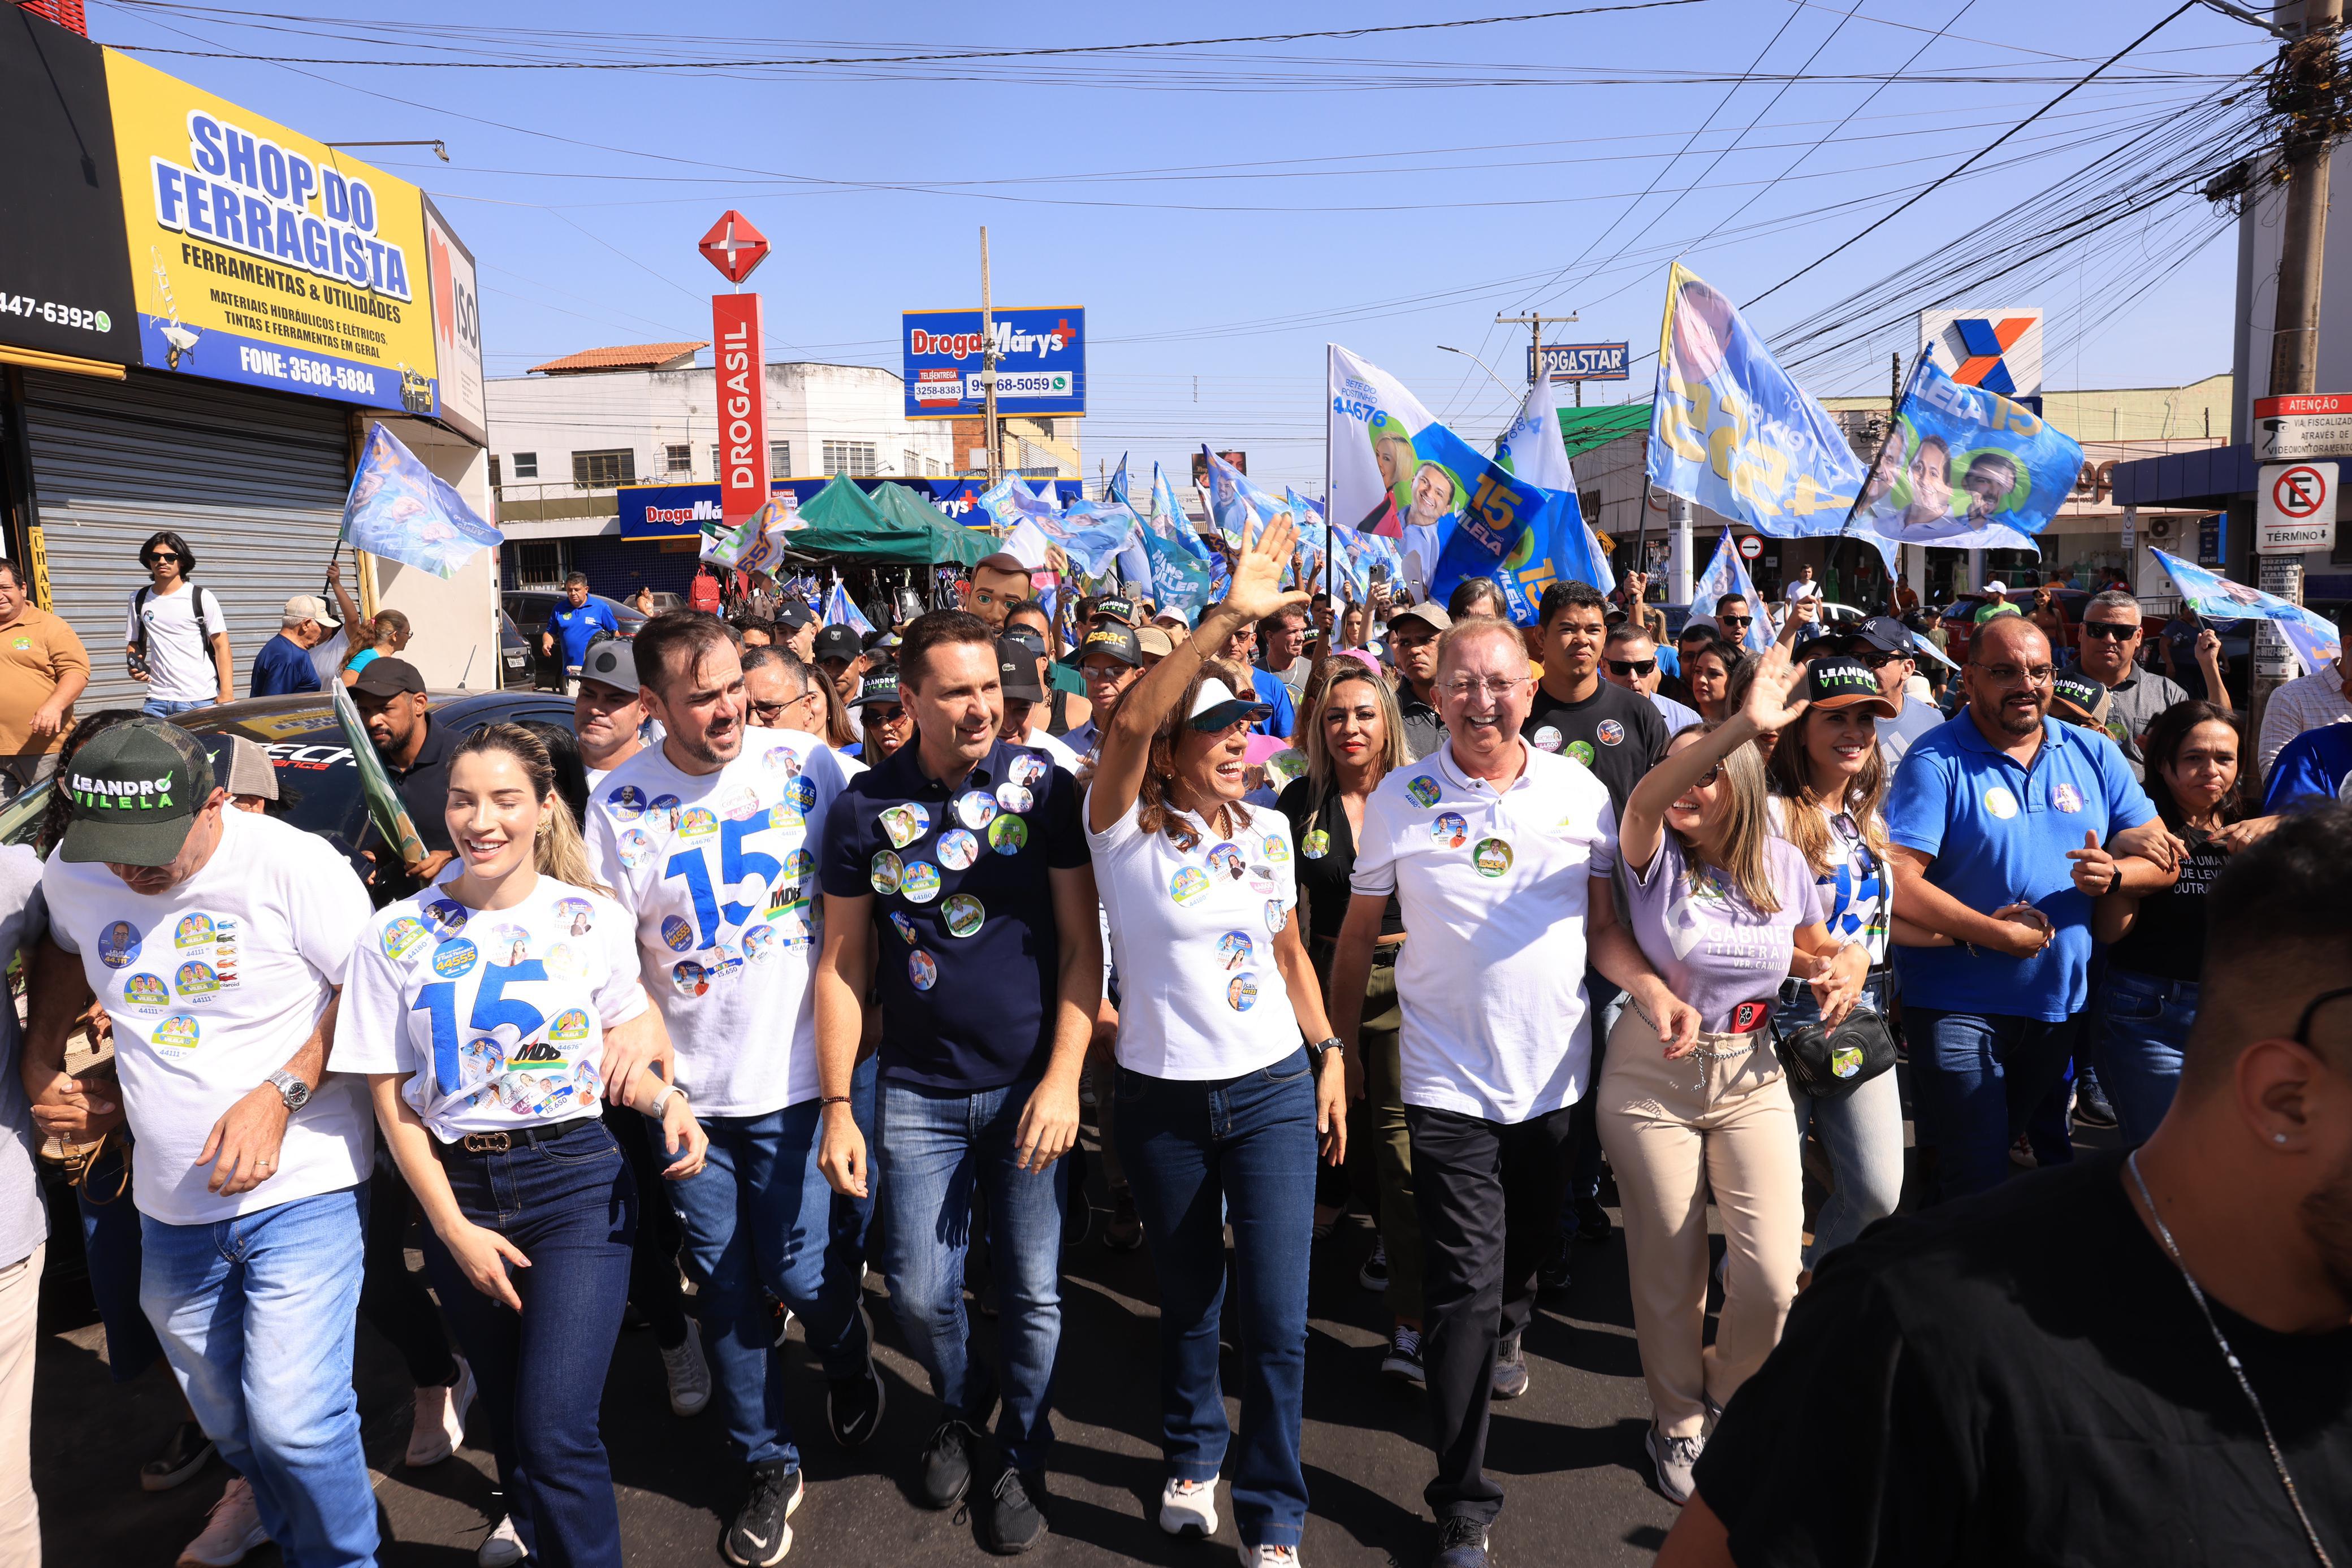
[60,720,217,867]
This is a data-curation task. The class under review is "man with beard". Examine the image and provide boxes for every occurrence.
[352,657,459,887]
[1663,805,2352,1568]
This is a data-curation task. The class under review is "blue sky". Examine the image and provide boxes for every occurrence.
[85,1,2280,491]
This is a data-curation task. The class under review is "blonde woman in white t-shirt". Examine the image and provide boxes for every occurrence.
[1087,513,1346,1568]
[334,724,705,1568]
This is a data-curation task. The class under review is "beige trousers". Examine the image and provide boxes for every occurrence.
[0,1242,42,1568]
[1597,1008,1801,1440]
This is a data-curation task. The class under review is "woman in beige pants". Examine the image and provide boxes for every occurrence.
[1597,647,1870,1505]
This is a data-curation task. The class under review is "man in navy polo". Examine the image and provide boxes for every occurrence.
[1884,616,2171,1201]
[812,608,1101,1555]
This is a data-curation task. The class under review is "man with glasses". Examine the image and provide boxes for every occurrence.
[1218,612,1296,739]
[1600,623,1700,735]
[1060,625,1143,766]
[2070,590,2189,781]
[1882,616,2173,1201]
[575,639,648,785]
[965,554,1035,631]
[741,645,829,737]
[1711,593,1756,648]
[1387,603,1450,761]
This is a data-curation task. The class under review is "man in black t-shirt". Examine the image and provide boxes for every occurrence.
[1660,806,2352,1566]
[1520,581,1666,817]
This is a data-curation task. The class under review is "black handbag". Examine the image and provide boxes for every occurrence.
[1769,1004,1897,1101]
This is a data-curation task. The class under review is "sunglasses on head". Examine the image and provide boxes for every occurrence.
[1606,658,1656,677]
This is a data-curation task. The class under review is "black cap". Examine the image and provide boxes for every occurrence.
[1001,624,1046,657]
[59,719,216,866]
[812,625,862,664]
[1092,595,1136,624]
[851,665,901,709]
[1074,625,1143,668]
[351,656,426,697]
[773,599,817,630]
[996,637,1047,702]
[2051,671,2111,726]
[1802,656,1897,717]
[1850,616,1916,657]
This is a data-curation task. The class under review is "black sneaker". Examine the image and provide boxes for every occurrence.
[2073,1075,2118,1130]
[982,1467,1049,1554]
[1573,1194,1612,1243]
[1105,1187,1143,1251]
[1536,1241,1572,1295]
[827,1356,886,1449]
[141,1420,217,1492]
[1491,1333,1529,1401]
[722,1460,802,1567]
[920,1419,979,1510]
[1433,1515,1490,1568]
[1357,1237,1390,1292]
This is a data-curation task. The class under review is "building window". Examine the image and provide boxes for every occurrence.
[511,540,568,588]
[903,449,921,478]
[823,441,876,477]
[1579,488,1601,527]
[488,455,502,489]
[665,443,693,475]
[571,449,635,488]
[710,445,720,480]
[511,451,538,479]
[770,441,793,480]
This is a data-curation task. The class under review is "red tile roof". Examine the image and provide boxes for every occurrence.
[528,341,707,375]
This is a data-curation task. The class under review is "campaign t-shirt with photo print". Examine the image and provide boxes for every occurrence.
[1519,679,1667,815]
[585,729,850,1117]
[332,875,651,1141]
[42,808,373,1226]
[1088,795,1302,1080]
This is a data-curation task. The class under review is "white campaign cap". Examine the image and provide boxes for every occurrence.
[1187,676,1272,732]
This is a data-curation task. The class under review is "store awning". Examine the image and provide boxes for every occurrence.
[789,475,990,566]
[1558,402,1651,462]
[2109,443,2255,509]
[866,481,992,568]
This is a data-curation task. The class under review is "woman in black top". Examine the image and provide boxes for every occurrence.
[2094,700,2277,1143]
[1276,662,1426,1382]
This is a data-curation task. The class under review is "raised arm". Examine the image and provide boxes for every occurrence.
[1622,643,1809,878]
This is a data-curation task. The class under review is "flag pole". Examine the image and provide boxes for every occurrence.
[1323,345,1336,613]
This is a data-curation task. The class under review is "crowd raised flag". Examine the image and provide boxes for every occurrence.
[1690,532,1777,654]
[1843,354,2079,562]
[2152,547,2344,677]
[341,422,504,580]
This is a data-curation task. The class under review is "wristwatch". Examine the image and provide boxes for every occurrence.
[265,1070,311,1111]
[1308,1037,1346,1064]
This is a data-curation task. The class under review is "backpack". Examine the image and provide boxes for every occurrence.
[689,572,721,614]
[130,584,223,678]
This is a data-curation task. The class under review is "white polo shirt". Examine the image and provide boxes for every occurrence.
[1351,738,1618,1124]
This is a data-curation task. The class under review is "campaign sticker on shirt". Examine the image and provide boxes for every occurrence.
[880,803,929,848]
[486,925,531,966]
[742,924,778,964]
[1532,726,1563,754]
[174,913,216,948]
[2050,783,2083,813]
[433,939,479,979]
[1406,775,1442,807]
[1227,974,1259,1012]
[1218,931,1253,969]
[1264,899,1288,934]
[890,911,919,945]
[900,862,943,904]
[381,917,430,962]
[768,802,805,832]
[1170,867,1212,907]
[996,781,1035,816]
[1302,829,1330,859]
[672,960,710,997]
[461,1036,504,1084]
[1431,812,1469,850]
[943,894,985,938]
[550,1008,591,1042]
[782,847,815,883]
[1597,719,1625,747]
[908,950,940,991]
[1984,785,2020,820]
[956,790,999,830]
[509,1038,565,1071]
[1010,753,1049,789]
[937,828,980,871]
[553,898,596,937]
[421,898,470,938]
[1261,834,1291,865]
[152,1015,199,1055]
[120,973,169,1011]
[661,915,694,952]
[1473,837,1514,878]
[1207,842,1247,880]
[763,745,802,778]
[605,784,647,821]
[618,829,655,869]
[1566,740,1596,766]
[545,943,583,980]
[990,816,1027,855]
[650,794,683,830]
[870,850,903,896]
[788,777,818,815]
[680,807,719,840]
[96,921,141,969]
[721,786,763,822]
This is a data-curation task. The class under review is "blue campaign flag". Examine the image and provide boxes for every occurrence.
[1690,533,1776,654]
[2151,547,2344,674]
[1415,421,1573,618]
[1108,453,1131,505]
[977,475,1057,532]
[341,422,503,579]
[1143,527,1214,617]
[1054,499,1144,579]
[1845,355,2079,558]
[1149,464,1212,562]
[1200,446,1293,545]
[1648,262,1864,538]
[823,577,875,636]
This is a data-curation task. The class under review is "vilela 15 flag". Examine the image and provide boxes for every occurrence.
[1844,354,2076,558]
[1690,532,1775,654]
[341,422,503,579]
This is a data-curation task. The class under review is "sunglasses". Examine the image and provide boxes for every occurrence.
[1717,614,1753,627]
[144,552,181,565]
[2080,620,2138,641]
[863,705,906,725]
[1606,658,1657,677]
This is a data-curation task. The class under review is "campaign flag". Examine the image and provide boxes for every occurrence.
[1488,372,1612,614]
[1054,499,1145,579]
[1406,421,1571,618]
[1107,453,1132,506]
[702,496,790,577]
[1323,525,1373,601]
[1648,263,1864,538]
[1148,464,1213,562]
[823,577,875,636]
[1328,344,1438,542]
[1690,533,1775,654]
[1496,371,1577,493]
[1201,446,1295,548]
[976,475,1057,533]
[1143,527,1214,618]
[2151,548,2344,675]
[332,681,427,869]
[1845,355,2076,558]
[341,422,503,579]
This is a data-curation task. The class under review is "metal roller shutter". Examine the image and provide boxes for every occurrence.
[21,367,351,712]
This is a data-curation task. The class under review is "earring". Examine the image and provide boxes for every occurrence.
[2275,1132,2289,1145]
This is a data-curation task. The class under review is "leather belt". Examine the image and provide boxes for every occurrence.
[449,1115,600,1157]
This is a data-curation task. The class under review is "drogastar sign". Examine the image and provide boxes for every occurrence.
[699,210,772,526]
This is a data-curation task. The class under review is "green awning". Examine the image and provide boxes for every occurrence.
[1558,402,1651,462]
[788,476,987,566]
[865,481,992,568]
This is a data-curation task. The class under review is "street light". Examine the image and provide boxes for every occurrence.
[1437,343,1522,403]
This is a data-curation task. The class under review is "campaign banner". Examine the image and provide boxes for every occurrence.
[1416,422,1577,618]
[1053,499,1144,579]
[1148,464,1213,562]
[1143,527,1214,617]
[2150,548,2344,674]
[1485,372,1615,604]
[1108,453,1131,505]
[701,497,792,577]
[1846,354,2076,551]
[341,422,501,580]
[823,577,875,636]
[1201,446,1294,547]
[901,306,1085,419]
[976,474,1060,533]
[1328,343,1438,542]
[1648,263,1862,536]
[105,50,444,417]
[334,681,426,869]
[1690,532,1775,654]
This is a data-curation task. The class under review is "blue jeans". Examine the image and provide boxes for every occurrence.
[827,1053,880,1282]
[420,1120,635,1568]
[141,696,212,717]
[1114,1049,1318,1550]
[1780,972,1903,1264]
[2097,968,2197,1146]
[139,1187,376,1568]
[74,1132,163,1381]
[875,1073,1067,1474]
[667,1099,872,1470]
[1904,1009,2085,1202]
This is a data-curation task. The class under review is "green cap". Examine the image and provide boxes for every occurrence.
[59,721,215,867]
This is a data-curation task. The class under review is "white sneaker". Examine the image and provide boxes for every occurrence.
[663,1318,714,1417]
[1158,1476,1219,1537]
[477,1514,526,1567]
[408,1355,476,1466]
[1646,1422,1705,1506]
[1238,1546,1300,1566]
[177,1477,268,1567]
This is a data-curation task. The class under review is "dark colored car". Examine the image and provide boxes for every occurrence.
[499,610,535,690]
[502,590,648,690]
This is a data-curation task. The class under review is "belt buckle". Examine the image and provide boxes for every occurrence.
[462,1132,511,1154]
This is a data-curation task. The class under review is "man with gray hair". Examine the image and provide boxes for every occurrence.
[2071,588,2189,781]
[248,595,339,699]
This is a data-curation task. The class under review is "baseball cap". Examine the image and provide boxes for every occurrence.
[1388,602,1452,634]
[1848,616,1916,657]
[851,665,901,709]
[59,720,217,866]
[1001,625,1047,657]
[351,657,426,698]
[1075,625,1143,668]
[996,637,1047,703]
[1153,606,1193,630]
[200,733,278,803]
[770,599,816,631]
[1135,626,1175,660]
[1093,595,1136,624]
[284,593,339,628]
[2051,671,2112,728]
[812,625,863,664]
[1187,676,1272,733]
[1802,656,1897,718]
[578,638,638,695]
[1982,580,2009,596]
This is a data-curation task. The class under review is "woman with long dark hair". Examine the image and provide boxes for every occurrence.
[1685,640,1744,724]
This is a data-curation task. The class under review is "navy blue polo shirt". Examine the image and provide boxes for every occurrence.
[819,736,1088,1090]
[1887,712,2154,1021]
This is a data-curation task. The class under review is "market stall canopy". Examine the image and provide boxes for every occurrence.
[789,475,987,566]
[868,480,992,567]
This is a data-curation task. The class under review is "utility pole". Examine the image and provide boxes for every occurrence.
[1494,310,1577,391]
[2255,0,2346,726]
[980,225,1001,488]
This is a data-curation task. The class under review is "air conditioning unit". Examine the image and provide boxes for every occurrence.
[2148,516,2173,540]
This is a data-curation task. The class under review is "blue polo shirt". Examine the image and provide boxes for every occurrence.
[1250,666,1296,739]
[1886,712,2154,1021]
[819,736,1088,1090]
[2263,722,2352,813]
[249,632,322,698]
[546,599,619,668]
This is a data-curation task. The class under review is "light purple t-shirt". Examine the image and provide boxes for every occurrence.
[1621,832,1828,1032]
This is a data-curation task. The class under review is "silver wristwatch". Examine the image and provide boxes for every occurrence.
[265,1070,311,1111]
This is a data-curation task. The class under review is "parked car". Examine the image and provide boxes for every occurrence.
[502,589,648,689]
[499,610,535,690]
